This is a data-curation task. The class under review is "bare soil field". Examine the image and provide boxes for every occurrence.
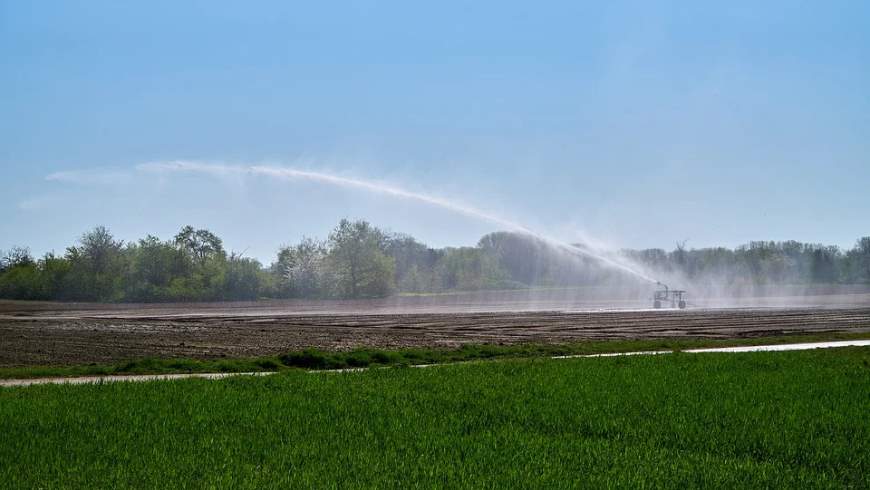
[1,288,869,367]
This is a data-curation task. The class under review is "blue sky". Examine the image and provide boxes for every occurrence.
[2,0,868,263]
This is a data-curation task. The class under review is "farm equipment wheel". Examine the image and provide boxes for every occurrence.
[653,300,662,309]
[678,301,686,309]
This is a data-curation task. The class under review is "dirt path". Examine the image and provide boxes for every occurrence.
[0,371,274,388]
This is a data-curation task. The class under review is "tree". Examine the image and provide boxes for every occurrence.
[478,232,614,287]
[325,219,395,298]
[38,253,72,300]
[671,240,689,276]
[64,226,125,300]
[849,237,870,283]
[174,226,225,264]
[124,235,190,301]
[1,246,34,273]
[0,247,40,299]
[478,232,547,286]
[811,247,838,283]
[274,238,326,298]
[0,262,41,299]
[434,246,508,291]
[78,226,124,273]
[170,226,229,300]
[224,253,265,301]
[384,234,439,292]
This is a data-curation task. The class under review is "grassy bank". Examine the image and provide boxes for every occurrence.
[2,330,869,380]
[1,347,869,487]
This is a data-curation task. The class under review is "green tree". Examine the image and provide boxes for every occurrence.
[478,232,545,286]
[38,253,72,300]
[384,234,439,293]
[124,235,190,301]
[325,219,395,298]
[434,247,508,291]
[64,226,125,301]
[0,246,35,272]
[171,226,229,300]
[174,226,225,264]
[224,253,265,301]
[0,248,41,299]
[847,237,870,283]
[811,247,839,283]
[274,238,326,298]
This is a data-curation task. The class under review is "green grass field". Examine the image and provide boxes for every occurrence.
[2,347,869,488]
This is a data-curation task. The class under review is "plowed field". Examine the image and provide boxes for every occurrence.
[2,291,869,366]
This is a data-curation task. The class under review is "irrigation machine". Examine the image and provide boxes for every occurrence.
[653,282,687,309]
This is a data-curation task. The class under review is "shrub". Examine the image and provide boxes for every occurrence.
[280,350,330,369]
[255,359,281,370]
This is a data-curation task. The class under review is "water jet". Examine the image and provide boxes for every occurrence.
[139,160,666,287]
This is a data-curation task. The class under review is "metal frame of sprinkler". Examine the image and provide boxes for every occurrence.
[653,282,687,309]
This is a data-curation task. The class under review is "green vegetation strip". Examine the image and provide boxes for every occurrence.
[2,348,868,487]
[2,330,870,380]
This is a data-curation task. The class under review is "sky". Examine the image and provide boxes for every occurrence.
[2,0,868,263]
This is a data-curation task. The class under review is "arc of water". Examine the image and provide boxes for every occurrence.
[138,160,658,283]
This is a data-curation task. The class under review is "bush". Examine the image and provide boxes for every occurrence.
[255,359,281,370]
[280,350,332,369]
[345,352,372,368]
[371,351,401,364]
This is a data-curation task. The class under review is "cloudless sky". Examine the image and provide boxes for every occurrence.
[2,0,868,263]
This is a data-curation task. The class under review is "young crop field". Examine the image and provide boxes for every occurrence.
[2,348,869,488]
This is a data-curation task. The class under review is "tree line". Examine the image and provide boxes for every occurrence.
[624,239,870,287]
[1,220,868,302]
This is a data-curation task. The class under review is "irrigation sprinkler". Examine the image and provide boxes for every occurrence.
[653,282,687,309]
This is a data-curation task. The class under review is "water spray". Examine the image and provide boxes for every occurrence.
[138,160,663,286]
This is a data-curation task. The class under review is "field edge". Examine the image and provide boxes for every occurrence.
[4,330,870,381]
